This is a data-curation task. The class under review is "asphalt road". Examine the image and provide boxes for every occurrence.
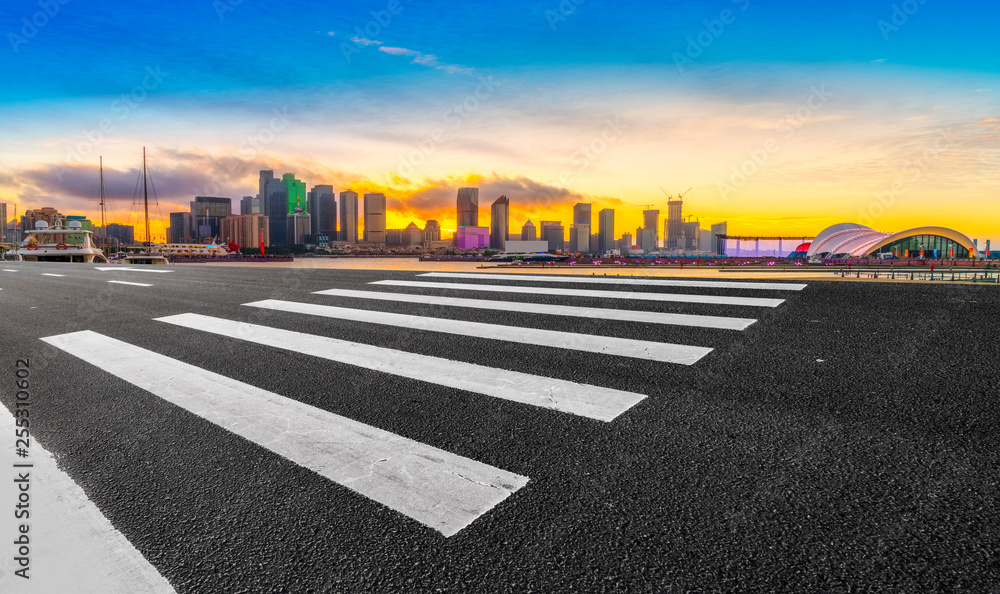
[1,262,998,592]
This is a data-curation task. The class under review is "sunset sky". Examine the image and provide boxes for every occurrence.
[1,0,998,243]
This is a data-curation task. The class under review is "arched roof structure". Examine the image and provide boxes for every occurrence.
[807,223,981,258]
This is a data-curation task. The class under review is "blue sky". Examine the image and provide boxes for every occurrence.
[2,0,998,240]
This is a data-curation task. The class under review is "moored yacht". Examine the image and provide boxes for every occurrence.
[10,220,109,263]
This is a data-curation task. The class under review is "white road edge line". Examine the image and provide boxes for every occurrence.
[245,299,712,365]
[1,405,176,593]
[371,280,785,308]
[314,288,756,331]
[156,312,646,422]
[107,281,154,287]
[93,267,173,273]
[40,330,529,538]
[418,272,808,291]
[41,273,65,277]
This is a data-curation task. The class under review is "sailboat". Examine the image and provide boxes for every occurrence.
[122,147,170,265]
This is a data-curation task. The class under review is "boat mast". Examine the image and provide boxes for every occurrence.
[143,147,150,252]
[99,156,107,244]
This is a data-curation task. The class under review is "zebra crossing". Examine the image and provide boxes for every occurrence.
[40,272,806,538]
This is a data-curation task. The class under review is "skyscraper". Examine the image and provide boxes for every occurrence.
[423,220,441,244]
[667,198,683,249]
[286,211,311,245]
[711,221,728,255]
[363,192,386,244]
[168,212,193,243]
[598,209,615,255]
[573,203,592,227]
[457,187,479,228]
[308,185,336,241]
[0,203,6,242]
[221,213,268,248]
[190,196,232,241]
[642,209,660,248]
[282,173,306,214]
[539,221,564,252]
[490,195,509,250]
[260,170,288,246]
[569,224,590,254]
[637,226,656,253]
[258,170,274,214]
[240,195,260,215]
[403,222,422,246]
[339,190,358,242]
[521,220,537,241]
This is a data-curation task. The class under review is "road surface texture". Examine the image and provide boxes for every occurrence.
[1,263,996,592]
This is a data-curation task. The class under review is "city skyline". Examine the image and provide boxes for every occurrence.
[1,1,998,243]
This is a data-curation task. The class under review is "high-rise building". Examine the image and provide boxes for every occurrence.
[0,203,7,242]
[700,228,713,252]
[667,198,683,249]
[569,224,591,254]
[539,221,564,252]
[240,195,260,215]
[386,229,404,246]
[598,209,614,254]
[190,196,232,241]
[637,226,656,253]
[221,213,269,248]
[168,212,194,243]
[456,226,489,250]
[457,187,479,228]
[642,209,660,247]
[573,203,592,227]
[260,171,288,246]
[620,232,633,250]
[104,223,135,245]
[286,211,311,245]
[308,185,336,242]
[339,190,358,242]
[490,195,509,250]
[363,192,386,244]
[684,221,700,251]
[521,220,537,241]
[423,220,441,243]
[22,207,62,231]
[259,170,274,213]
[711,221,728,255]
[403,222,422,246]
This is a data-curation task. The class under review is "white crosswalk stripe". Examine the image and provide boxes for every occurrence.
[108,280,154,287]
[41,330,530,538]
[312,288,757,330]
[418,272,808,291]
[243,299,713,364]
[155,312,646,421]
[370,280,786,307]
[35,272,805,540]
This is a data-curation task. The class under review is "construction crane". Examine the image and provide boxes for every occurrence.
[659,187,693,200]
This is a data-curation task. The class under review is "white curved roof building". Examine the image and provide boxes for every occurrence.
[807,223,980,259]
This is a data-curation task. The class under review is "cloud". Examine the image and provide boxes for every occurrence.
[377,46,477,77]
[327,32,336,37]
[871,58,887,64]
[350,36,382,47]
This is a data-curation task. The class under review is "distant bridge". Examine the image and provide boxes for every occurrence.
[715,235,815,256]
